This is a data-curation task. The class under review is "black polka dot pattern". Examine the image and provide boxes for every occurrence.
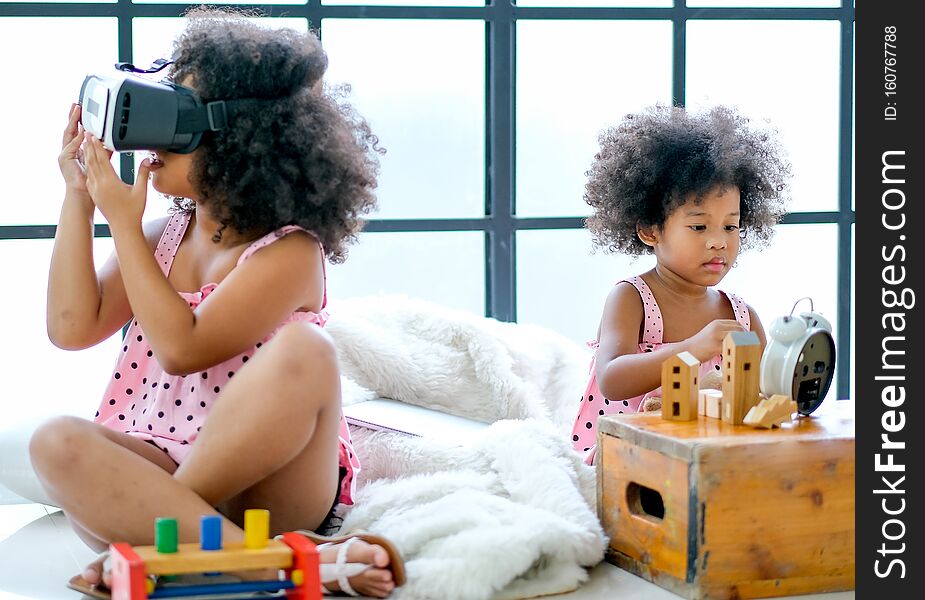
[91,212,358,504]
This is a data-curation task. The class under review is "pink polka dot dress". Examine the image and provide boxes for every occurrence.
[570,276,751,464]
[94,211,360,505]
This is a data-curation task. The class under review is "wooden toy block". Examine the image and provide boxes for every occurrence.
[245,508,270,549]
[698,389,723,419]
[109,543,150,600]
[155,518,177,554]
[597,403,855,599]
[200,515,222,551]
[661,351,700,421]
[744,394,797,428]
[106,509,322,600]
[281,532,322,600]
[721,331,761,425]
[135,540,294,575]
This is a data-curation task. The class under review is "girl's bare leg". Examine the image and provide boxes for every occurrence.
[31,322,394,597]
[173,321,342,532]
[174,322,394,596]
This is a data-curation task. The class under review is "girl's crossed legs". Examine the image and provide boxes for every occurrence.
[30,322,395,598]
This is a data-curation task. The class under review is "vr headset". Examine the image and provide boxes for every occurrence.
[79,58,229,154]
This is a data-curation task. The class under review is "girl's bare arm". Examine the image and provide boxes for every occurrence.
[46,104,168,350]
[595,284,748,400]
[747,303,768,353]
[82,135,325,376]
[594,283,673,400]
[110,225,323,375]
[46,210,167,350]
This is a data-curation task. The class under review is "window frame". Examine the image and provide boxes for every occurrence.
[0,0,855,398]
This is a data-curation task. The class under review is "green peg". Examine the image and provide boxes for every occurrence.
[155,517,178,553]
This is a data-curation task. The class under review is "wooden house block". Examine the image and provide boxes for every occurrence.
[721,331,761,425]
[661,352,700,421]
[597,403,855,599]
[698,389,723,419]
[744,394,798,429]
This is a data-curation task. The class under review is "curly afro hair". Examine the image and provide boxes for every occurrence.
[585,104,790,256]
[167,7,381,263]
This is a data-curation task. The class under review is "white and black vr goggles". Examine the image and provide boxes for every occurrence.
[79,58,231,154]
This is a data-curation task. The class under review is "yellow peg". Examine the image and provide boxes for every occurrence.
[244,509,270,549]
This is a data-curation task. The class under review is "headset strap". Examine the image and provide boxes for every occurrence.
[176,101,229,133]
[116,56,175,74]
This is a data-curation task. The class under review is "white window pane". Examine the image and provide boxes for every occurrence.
[517,20,673,218]
[326,231,484,314]
[1,18,116,226]
[324,0,483,5]
[519,0,670,6]
[687,20,841,212]
[517,229,655,346]
[721,223,840,403]
[519,224,843,404]
[323,19,485,219]
[0,239,122,424]
[688,0,839,6]
[132,17,309,222]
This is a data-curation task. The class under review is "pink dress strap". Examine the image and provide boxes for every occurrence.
[724,291,751,330]
[155,212,192,277]
[620,276,663,346]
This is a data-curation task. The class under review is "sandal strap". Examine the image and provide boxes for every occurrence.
[316,538,373,596]
[335,538,369,596]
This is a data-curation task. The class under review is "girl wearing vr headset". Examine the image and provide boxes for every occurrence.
[569,105,791,464]
[33,9,401,598]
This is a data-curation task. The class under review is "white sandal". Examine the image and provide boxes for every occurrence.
[283,530,406,596]
[319,536,370,596]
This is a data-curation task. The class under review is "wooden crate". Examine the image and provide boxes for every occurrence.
[597,401,855,599]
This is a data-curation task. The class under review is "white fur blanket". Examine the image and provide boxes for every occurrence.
[325,296,606,600]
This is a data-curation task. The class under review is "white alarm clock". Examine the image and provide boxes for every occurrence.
[759,298,836,415]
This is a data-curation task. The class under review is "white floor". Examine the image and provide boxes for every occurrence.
[0,504,854,600]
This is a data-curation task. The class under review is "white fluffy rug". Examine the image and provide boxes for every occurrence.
[325,296,606,600]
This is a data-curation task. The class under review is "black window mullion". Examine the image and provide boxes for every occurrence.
[836,0,855,399]
[117,0,134,185]
[486,1,516,322]
[1,1,857,399]
[672,1,686,107]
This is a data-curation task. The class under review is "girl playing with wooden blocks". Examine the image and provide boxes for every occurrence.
[570,105,791,464]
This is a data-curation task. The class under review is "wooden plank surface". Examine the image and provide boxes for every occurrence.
[598,435,692,583]
[133,540,293,575]
[598,400,854,461]
[599,399,855,599]
[692,437,855,594]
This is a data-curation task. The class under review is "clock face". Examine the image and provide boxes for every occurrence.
[791,330,836,415]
